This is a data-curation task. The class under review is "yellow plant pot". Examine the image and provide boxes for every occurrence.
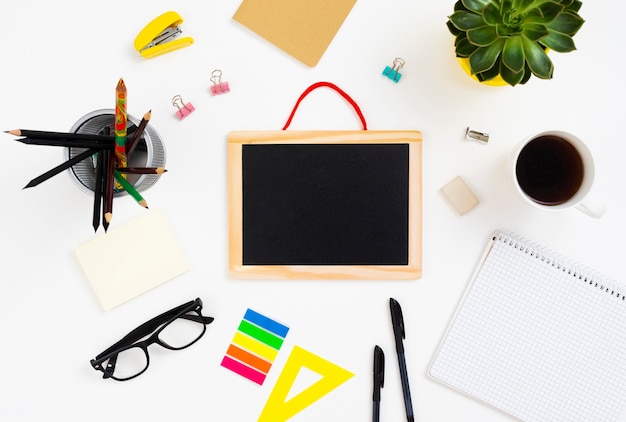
[458,48,549,86]
[458,57,508,86]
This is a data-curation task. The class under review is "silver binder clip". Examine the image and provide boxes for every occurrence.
[465,127,490,143]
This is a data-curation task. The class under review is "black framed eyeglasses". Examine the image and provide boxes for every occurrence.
[90,298,214,381]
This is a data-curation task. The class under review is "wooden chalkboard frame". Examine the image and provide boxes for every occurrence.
[228,130,422,279]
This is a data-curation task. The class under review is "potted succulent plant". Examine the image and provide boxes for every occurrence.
[447,0,585,86]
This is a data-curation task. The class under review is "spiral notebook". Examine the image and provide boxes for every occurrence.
[429,231,626,422]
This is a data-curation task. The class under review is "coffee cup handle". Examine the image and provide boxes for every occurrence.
[575,195,606,218]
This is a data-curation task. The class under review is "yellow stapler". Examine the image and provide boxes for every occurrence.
[134,11,194,58]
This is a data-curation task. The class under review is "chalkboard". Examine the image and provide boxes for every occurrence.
[228,130,422,279]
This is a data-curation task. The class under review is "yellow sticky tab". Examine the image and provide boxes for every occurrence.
[258,346,354,422]
[232,332,278,362]
[134,11,193,58]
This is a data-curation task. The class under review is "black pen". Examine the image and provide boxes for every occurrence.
[390,297,414,422]
[373,345,385,422]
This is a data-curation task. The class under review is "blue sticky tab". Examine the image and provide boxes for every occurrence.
[244,309,290,338]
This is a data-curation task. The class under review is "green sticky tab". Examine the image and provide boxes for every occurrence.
[238,320,284,350]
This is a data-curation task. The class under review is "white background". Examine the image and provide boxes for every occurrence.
[1,1,625,421]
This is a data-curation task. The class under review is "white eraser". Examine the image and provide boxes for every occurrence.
[440,176,479,215]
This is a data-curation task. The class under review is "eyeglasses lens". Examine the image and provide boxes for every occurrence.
[158,312,206,349]
[107,346,148,380]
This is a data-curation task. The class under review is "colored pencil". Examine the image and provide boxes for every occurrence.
[115,167,167,175]
[126,110,151,158]
[114,170,148,209]
[114,78,128,186]
[23,148,98,188]
[12,137,113,150]
[5,129,115,143]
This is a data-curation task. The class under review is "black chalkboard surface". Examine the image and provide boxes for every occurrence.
[228,130,422,279]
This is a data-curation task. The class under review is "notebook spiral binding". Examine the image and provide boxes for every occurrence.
[496,230,625,301]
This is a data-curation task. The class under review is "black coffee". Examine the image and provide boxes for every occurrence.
[515,135,584,205]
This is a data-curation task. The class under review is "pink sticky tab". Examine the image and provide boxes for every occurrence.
[221,356,267,385]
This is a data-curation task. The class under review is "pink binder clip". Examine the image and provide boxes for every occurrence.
[209,69,230,95]
[172,95,195,120]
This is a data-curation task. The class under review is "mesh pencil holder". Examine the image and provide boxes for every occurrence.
[66,109,166,196]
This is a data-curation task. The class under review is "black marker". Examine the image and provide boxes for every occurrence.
[373,345,385,422]
[390,297,414,422]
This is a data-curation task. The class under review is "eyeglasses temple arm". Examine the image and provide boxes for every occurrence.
[94,302,193,360]
[179,314,214,324]
[93,300,212,360]
[103,353,117,378]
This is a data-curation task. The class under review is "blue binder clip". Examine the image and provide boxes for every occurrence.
[382,58,405,83]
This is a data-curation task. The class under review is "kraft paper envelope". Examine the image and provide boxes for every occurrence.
[75,208,189,311]
[233,0,358,67]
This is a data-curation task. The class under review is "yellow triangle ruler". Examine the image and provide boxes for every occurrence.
[258,345,354,421]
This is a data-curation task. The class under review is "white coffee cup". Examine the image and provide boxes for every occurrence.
[511,130,606,218]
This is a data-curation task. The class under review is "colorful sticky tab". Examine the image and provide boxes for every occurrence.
[221,309,290,385]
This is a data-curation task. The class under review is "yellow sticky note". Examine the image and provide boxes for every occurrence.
[233,0,358,67]
[74,209,189,310]
[258,346,354,421]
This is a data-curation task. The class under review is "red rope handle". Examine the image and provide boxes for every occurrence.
[282,81,368,130]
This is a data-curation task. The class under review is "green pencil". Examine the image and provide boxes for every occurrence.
[113,170,148,209]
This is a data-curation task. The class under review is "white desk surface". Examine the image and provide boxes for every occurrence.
[1,1,625,421]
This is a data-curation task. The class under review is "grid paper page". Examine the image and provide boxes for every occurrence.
[429,232,626,422]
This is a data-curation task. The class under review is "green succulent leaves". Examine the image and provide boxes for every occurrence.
[447,0,584,85]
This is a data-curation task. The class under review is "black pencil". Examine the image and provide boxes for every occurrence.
[126,110,151,158]
[23,148,98,189]
[5,129,115,143]
[92,150,105,232]
[103,149,116,230]
[115,166,167,175]
[12,137,114,150]
[101,148,110,232]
